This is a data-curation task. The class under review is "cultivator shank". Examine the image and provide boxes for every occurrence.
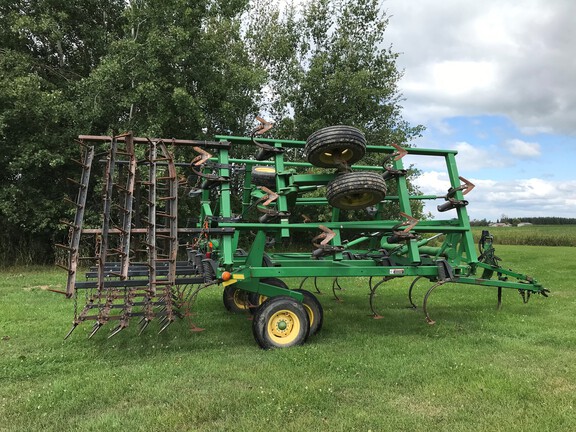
[58,124,549,346]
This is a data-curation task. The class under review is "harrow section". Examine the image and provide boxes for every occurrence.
[58,124,549,347]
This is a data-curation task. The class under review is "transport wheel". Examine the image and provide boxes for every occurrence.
[326,172,386,210]
[251,166,276,189]
[252,296,310,349]
[223,285,250,313]
[248,277,288,314]
[294,289,323,336]
[305,125,366,168]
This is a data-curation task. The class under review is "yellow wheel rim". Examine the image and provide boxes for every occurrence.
[303,304,315,328]
[233,289,249,310]
[336,191,375,208]
[266,309,301,345]
[319,148,353,165]
[254,166,276,174]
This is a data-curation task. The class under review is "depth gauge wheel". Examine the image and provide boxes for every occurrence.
[252,296,310,349]
[294,289,323,336]
[326,172,387,210]
[305,125,366,168]
[223,285,250,313]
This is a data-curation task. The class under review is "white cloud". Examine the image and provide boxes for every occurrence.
[384,0,576,135]
[405,141,507,172]
[503,139,541,158]
[413,173,576,221]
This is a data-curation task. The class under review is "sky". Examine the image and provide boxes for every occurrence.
[382,0,576,221]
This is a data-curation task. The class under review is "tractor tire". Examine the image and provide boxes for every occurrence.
[252,296,310,349]
[251,166,276,189]
[305,125,366,168]
[326,172,386,210]
[222,285,250,313]
[293,289,323,336]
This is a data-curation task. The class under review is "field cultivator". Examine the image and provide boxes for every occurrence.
[57,123,549,348]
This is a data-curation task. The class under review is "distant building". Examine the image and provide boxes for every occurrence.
[517,222,533,227]
[489,222,512,227]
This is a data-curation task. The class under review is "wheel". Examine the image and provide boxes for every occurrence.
[305,125,366,168]
[294,289,323,336]
[251,166,276,189]
[326,172,386,210]
[247,277,288,314]
[252,296,310,349]
[222,285,250,313]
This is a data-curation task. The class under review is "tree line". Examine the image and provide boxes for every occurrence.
[0,0,423,265]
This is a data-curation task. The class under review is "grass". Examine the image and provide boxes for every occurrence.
[1,246,576,431]
[471,225,576,247]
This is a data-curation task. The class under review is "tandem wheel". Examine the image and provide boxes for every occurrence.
[252,296,310,349]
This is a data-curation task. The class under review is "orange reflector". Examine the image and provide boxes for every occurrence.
[221,271,231,281]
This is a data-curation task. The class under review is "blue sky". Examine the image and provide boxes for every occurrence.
[383,0,576,221]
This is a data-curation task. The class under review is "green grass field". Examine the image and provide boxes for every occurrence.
[471,225,576,246]
[1,244,575,431]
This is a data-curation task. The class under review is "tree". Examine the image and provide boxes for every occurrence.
[246,0,425,219]
[247,0,423,143]
[0,0,264,264]
[78,0,264,138]
[0,0,125,264]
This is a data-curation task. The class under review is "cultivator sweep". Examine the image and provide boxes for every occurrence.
[57,122,549,347]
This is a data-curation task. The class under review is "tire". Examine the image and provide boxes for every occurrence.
[251,166,276,189]
[305,125,366,168]
[252,296,310,349]
[222,285,250,313]
[248,277,288,314]
[294,289,323,336]
[326,172,386,210]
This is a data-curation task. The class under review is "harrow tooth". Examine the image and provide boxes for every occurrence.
[108,324,127,338]
[88,322,104,339]
[158,319,174,334]
[64,323,78,340]
[138,319,151,335]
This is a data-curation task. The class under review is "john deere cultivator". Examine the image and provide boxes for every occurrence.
[57,122,548,347]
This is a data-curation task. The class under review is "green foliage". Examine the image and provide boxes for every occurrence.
[0,1,125,264]
[246,0,424,144]
[78,0,263,137]
[0,0,424,264]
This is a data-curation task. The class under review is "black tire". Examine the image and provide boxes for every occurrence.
[248,277,288,314]
[222,285,250,313]
[252,296,310,349]
[251,166,276,189]
[294,289,323,336]
[326,172,386,210]
[305,125,366,168]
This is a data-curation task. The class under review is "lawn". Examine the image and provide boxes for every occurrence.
[1,245,575,431]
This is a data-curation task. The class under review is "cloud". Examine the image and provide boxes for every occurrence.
[385,0,576,135]
[503,139,541,158]
[413,173,576,220]
[405,141,507,172]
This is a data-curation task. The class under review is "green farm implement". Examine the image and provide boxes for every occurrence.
[57,123,549,347]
